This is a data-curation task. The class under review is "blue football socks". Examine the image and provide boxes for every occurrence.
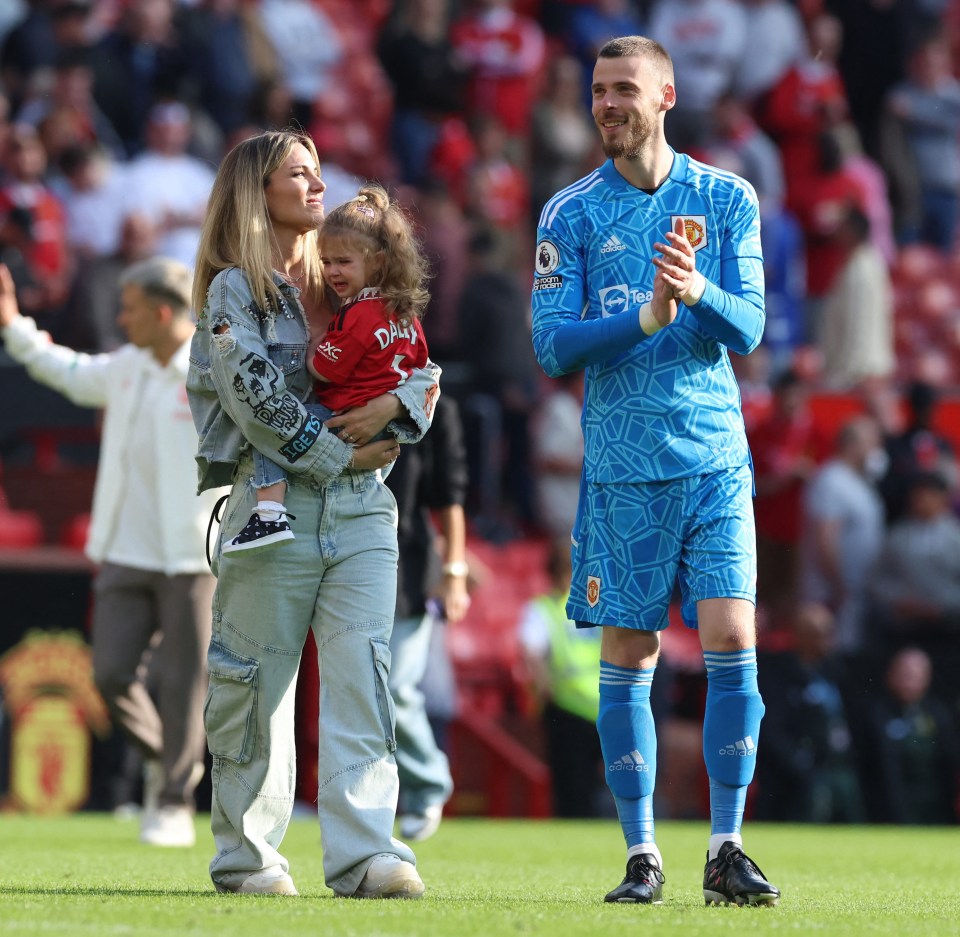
[598,661,657,848]
[702,648,764,849]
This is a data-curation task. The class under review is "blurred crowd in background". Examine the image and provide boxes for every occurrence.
[0,0,959,824]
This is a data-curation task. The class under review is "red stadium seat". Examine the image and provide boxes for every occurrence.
[0,509,44,549]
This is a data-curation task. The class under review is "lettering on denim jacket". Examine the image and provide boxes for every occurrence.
[256,394,302,434]
[279,412,322,462]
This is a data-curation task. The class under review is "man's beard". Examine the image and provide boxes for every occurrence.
[600,111,653,160]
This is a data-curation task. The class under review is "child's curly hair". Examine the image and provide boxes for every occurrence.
[321,182,430,325]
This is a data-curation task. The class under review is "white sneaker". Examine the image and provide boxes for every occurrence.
[140,760,204,832]
[348,854,425,899]
[139,805,196,847]
[215,869,299,896]
[398,804,443,841]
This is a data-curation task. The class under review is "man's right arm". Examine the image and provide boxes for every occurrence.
[530,222,657,378]
[0,266,113,408]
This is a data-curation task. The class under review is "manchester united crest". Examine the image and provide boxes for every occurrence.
[0,631,110,813]
[586,575,601,608]
[671,215,708,253]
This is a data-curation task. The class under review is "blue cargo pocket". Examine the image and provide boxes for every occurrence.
[205,642,259,764]
[371,638,397,754]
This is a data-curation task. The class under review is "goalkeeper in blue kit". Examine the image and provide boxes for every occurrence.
[531,35,780,907]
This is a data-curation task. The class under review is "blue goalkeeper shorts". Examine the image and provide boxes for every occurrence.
[568,464,756,631]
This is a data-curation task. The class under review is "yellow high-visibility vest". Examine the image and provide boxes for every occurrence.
[537,592,602,723]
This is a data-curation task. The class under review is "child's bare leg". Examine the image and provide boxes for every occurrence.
[255,481,287,515]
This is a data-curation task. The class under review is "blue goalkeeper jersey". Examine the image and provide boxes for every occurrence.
[531,151,765,484]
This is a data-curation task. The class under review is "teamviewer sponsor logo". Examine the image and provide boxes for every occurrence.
[598,284,630,317]
[600,234,626,254]
[608,750,649,772]
[719,736,756,757]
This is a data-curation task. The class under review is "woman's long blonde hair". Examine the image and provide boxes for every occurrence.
[321,182,430,325]
[193,130,324,316]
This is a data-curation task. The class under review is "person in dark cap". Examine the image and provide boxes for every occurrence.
[879,380,957,523]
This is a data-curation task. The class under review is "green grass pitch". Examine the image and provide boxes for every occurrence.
[0,815,956,935]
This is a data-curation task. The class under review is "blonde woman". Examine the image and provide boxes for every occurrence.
[187,130,439,898]
[223,181,432,553]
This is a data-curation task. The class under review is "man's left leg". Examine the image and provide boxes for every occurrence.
[698,597,779,907]
[141,570,215,846]
[687,465,779,906]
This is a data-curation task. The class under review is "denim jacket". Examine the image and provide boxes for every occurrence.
[187,267,441,493]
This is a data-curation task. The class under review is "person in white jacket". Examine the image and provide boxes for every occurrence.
[0,256,223,847]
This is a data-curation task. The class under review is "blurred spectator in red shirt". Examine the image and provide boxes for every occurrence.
[429,115,477,208]
[750,367,821,629]
[464,114,530,260]
[449,0,546,141]
[308,50,395,181]
[791,128,867,335]
[0,121,70,319]
[756,11,849,216]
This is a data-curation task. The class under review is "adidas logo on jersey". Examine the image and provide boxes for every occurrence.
[608,750,649,772]
[600,234,627,254]
[719,736,756,757]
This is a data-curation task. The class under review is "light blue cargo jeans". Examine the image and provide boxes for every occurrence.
[206,453,416,895]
